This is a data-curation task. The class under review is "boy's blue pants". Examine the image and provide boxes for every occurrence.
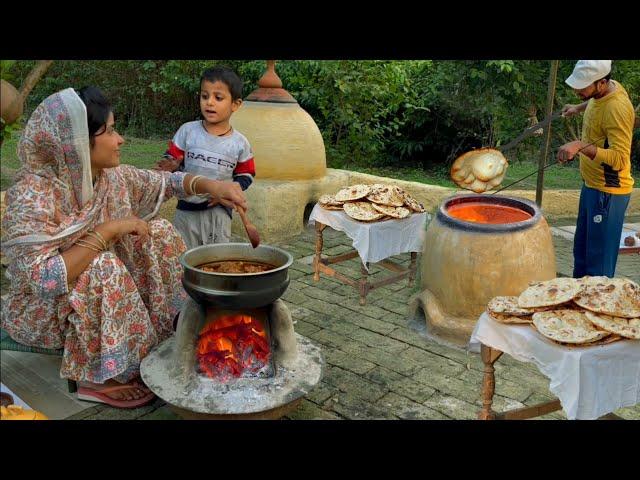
[573,184,630,278]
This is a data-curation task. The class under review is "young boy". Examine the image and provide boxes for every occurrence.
[156,66,255,248]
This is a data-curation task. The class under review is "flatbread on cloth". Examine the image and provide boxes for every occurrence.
[584,311,640,340]
[518,277,582,308]
[343,201,385,222]
[366,185,405,207]
[403,194,426,213]
[487,296,535,316]
[556,333,624,348]
[318,194,344,207]
[334,184,372,202]
[371,203,410,219]
[532,309,611,344]
[488,311,532,324]
[573,276,640,318]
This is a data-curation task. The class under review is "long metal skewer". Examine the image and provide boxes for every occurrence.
[492,137,605,194]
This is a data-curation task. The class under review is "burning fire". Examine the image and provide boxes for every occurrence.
[196,312,271,380]
[447,202,532,224]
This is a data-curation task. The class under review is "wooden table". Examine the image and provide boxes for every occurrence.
[478,343,622,420]
[313,221,418,305]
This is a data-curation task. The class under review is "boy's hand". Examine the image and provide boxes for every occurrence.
[155,157,181,172]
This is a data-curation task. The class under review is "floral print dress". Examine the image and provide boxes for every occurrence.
[1,88,191,383]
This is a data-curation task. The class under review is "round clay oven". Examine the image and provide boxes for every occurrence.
[230,61,327,180]
[417,194,556,346]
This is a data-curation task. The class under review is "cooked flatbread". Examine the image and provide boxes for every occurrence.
[488,311,532,324]
[343,201,385,222]
[487,296,535,316]
[320,204,343,211]
[450,148,508,193]
[532,309,611,344]
[371,203,410,219]
[403,194,426,213]
[573,276,640,318]
[318,194,344,207]
[584,311,640,340]
[334,184,372,202]
[368,183,388,193]
[366,185,404,207]
[556,333,624,348]
[518,278,582,308]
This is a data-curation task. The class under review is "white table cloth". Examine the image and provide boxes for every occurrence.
[470,312,640,420]
[308,204,429,269]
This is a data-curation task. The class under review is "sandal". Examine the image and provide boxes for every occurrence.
[77,383,156,409]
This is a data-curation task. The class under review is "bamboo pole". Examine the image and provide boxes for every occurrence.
[536,60,559,207]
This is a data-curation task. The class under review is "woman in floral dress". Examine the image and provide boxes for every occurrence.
[1,87,247,408]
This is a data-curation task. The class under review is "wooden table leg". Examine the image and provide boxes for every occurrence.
[408,251,417,286]
[478,343,503,420]
[313,222,326,281]
[359,262,370,305]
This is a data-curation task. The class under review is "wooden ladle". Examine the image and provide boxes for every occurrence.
[236,205,260,248]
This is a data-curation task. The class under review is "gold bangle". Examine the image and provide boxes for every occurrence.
[88,230,109,250]
[86,231,108,250]
[188,175,196,195]
[75,240,103,253]
[189,174,204,195]
[193,175,203,193]
[76,239,103,250]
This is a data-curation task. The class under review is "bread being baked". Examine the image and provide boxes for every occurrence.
[450,148,508,193]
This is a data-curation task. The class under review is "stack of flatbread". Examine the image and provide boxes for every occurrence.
[486,276,640,347]
[318,183,426,222]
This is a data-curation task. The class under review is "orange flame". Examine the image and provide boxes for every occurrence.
[196,313,270,381]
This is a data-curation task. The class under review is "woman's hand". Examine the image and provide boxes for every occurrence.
[196,178,247,211]
[102,216,150,240]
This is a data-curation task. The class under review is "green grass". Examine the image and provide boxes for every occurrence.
[1,131,637,192]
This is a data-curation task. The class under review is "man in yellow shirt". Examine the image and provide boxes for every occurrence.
[558,60,635,278]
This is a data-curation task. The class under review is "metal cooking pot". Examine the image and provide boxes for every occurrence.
[179,243,294,309]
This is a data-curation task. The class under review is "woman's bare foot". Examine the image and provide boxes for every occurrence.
[79,378,151,401]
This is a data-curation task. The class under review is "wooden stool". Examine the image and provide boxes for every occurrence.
[313,221,417,305]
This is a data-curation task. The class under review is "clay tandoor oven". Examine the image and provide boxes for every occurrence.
[414,194,556,346]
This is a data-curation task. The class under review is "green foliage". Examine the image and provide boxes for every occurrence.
[6,60,640,170]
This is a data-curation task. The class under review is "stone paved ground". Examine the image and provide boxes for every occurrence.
[63,215,640,421]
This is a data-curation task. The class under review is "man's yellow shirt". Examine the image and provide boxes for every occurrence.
[578,80,635,194]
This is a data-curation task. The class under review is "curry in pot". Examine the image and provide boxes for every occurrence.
[198,260,276,274]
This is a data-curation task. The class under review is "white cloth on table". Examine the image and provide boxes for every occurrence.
[308,204,429,269]
[469,312,640,420]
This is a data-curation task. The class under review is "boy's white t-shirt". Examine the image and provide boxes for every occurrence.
[172,120,254,204]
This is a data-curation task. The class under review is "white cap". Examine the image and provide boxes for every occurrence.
[565,60,612,89]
